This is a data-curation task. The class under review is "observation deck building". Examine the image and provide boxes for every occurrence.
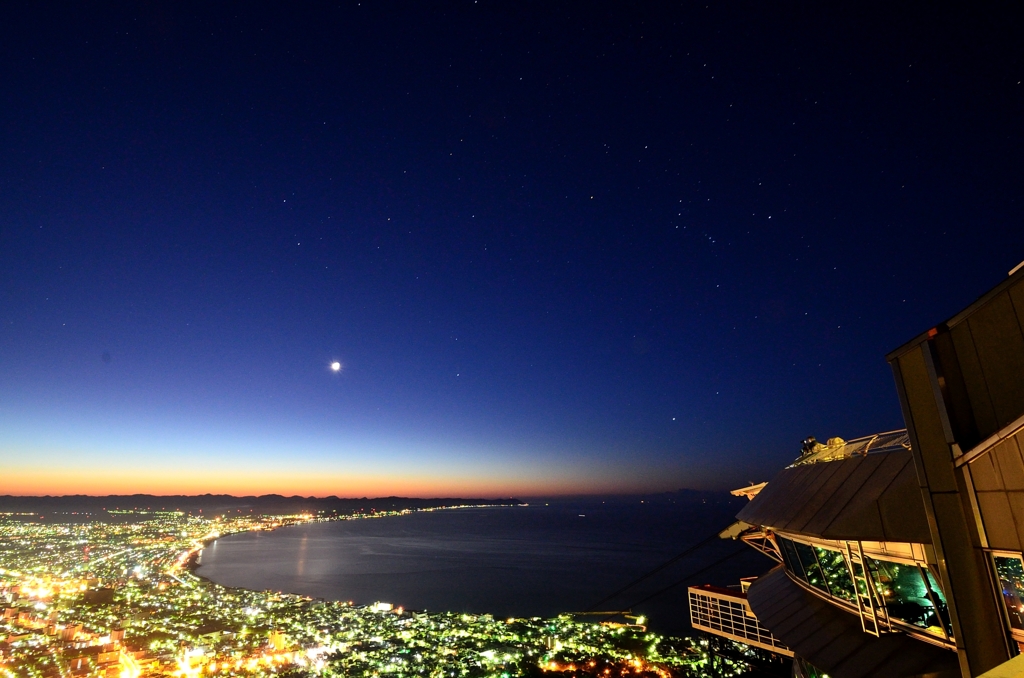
[693,263,1024,678]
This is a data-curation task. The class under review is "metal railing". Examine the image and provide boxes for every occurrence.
[790,430,912,467]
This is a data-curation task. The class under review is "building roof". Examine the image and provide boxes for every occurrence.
[747,566,959,678]
[735,447,930,543]
[730,482,767,500]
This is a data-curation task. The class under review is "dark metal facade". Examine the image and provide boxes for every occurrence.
[887,268,1024,677]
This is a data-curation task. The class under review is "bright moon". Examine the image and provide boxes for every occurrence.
[330,361,341,372]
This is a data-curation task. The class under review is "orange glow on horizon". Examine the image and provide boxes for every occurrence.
[0,465,645,498]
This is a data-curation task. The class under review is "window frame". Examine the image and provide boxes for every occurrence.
[772,531,955,647]
[988,549,1024,644]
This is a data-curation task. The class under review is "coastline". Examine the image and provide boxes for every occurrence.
[186,499,743,637]
[185,501,523,585]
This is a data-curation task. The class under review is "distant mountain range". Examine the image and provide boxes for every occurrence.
[577,488,744,506]
[0,489,742,517]
[0,494,520,516]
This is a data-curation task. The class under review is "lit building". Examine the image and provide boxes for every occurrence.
[733,431,959,677]
[700,263,1024,678]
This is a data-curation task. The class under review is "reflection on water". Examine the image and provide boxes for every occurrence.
[197,499,761,636]
[296,533,308,578]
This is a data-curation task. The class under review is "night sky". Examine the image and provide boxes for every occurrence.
[2,3,1023,497]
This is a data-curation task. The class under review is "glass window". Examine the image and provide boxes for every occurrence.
[814,546,855,602]
[922,566,953,638]
[793,541,830,595]
[793,656,830,678]
[869,557,945,636]
[994,555,1024,633]
[777,536,806,582]
[773,536,954,640]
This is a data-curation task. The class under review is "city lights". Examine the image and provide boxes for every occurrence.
[0,510,758,678]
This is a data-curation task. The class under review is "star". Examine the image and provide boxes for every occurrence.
[330,362,342,372]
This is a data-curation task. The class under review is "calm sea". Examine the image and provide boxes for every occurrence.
[195,497,768,637]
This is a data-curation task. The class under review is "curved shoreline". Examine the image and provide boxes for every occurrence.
[186,502,522,590]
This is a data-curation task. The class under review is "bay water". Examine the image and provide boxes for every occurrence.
[195,496,768,637]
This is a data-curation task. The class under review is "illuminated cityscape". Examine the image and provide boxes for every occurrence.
[0,509,763,678]
[3,4,1023,678]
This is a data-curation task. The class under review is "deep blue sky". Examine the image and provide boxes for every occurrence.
[1,2,1022,496]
